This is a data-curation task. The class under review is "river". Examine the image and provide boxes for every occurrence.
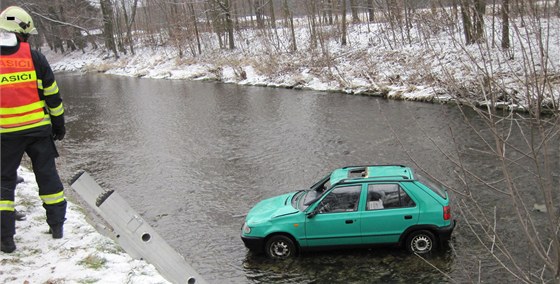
[54,73,555,283]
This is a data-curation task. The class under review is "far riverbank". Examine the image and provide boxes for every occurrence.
[43,16,560,114]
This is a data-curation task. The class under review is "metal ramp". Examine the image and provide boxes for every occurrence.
[70,171,206,284]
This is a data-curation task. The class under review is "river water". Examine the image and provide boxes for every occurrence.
[54,73,556,283]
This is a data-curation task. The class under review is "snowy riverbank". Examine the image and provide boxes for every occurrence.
[0,166,169,284]
[42,16,560,113]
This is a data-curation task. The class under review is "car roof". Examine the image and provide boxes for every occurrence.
[330,165,414,185]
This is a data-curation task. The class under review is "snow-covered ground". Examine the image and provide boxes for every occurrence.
[0,166,170,284]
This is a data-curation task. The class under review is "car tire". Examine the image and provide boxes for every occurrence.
[265,235,296,259]
[406,230,436,254]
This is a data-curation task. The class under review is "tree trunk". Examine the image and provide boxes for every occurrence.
[340,0,347,46]
[120,0,138,55]
[283,0,297,52]
[268,0,277,29]
[460,0,474,44]
[404,0,413,44]
[100,0,118,58]
[350,0,360,22]
[327,0,334,25]
[367,0,375,22]
[501,0,510,49]
[189,3,202,55]
[223,0,235,49]
[460,0,485,44]
[206,1,224,49]
[255,0,265,29]
[306,0,318,50]
[452,0,459,21]
[113,2,125,54]
[474,0,486,41]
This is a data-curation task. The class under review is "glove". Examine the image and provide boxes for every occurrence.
[51,115,65,141]
[52,125,66,141]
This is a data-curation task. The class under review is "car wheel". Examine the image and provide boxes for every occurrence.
[265,235,296,259]
[406,230,436,254]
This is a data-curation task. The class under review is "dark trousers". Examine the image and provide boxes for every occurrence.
[1,135,66,238]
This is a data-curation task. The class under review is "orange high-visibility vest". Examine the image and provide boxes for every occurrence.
[0,42,50,133]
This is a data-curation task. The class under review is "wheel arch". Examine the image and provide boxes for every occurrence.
[399,225,440,246]
[264,232,300,254]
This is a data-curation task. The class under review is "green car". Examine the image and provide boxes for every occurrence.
[241,165,456,259]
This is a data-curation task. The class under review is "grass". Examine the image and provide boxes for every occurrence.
[78,253,107,270]
[77,277,101,284]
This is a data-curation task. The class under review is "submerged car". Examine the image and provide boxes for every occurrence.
[241,165,456,259]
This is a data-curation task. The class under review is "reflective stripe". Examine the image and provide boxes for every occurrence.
[0,200,15,212]
[1,110,46,127]
[49,103,64,117]
[0,70,36,85]
[40,191,65,205]
[0,42,47,133]
[0,117,51,133]
[43,82,59,96]
[0,100,45,115]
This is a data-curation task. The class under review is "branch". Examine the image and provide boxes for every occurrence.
[29,11,92,34]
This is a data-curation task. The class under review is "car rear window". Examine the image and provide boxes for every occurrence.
[415,173,447,199]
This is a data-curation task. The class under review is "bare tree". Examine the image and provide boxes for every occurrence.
[213,0,235,49]
[305,0,319,50]
[459,0,485,44]
[349,0,360,22]
[340,0,348,46]
[254,0,266,29]
[100,0,118,58]
[188,2,202,55]
[282,0,297,52]
[501,0,510,49]
[367,0,375,22]
[119,0,138,54]
[6,0,98,53]
[421,2,560,281]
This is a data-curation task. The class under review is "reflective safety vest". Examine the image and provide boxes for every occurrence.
[0,42,51,133]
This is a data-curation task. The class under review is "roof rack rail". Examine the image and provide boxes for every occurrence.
[338,177,413,184]
[341,164,407,169]
[367,175,410,180]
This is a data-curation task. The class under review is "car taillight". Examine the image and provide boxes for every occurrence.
[443,206,451,220]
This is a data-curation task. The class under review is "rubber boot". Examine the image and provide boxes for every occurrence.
[14,209,26,221]
[0,237,16,253]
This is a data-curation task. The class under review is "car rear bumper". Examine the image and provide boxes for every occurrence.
[436,219,456,243]
[241,235,265,254]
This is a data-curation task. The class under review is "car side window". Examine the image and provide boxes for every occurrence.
[318,185,361,213]
[367,184,415,210]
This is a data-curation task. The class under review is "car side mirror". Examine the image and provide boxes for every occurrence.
[306,208,318,218]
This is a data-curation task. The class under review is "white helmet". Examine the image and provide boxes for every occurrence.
[0,6,38,35]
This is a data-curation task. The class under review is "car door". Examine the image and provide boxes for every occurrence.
[304,185,362,247]
[361,183,419,244]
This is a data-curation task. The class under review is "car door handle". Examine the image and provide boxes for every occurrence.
[404,215,413,220]
[345,220,354,224]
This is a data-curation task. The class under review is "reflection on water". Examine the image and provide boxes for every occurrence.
[243,248,455,283]
[55,73,555,283]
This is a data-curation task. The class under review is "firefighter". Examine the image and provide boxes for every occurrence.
[0,6,66,253]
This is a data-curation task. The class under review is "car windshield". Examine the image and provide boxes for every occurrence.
[415,172,447,199]
[291,174,331,211]
[291,189,323,211]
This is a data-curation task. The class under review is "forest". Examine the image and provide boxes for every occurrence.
[2,0,557,58]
